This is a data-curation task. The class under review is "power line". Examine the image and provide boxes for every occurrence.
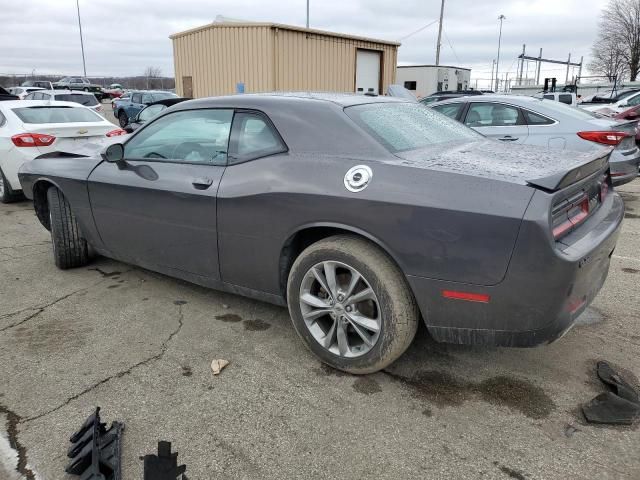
[398,20,439,41]
[442,29,460,63]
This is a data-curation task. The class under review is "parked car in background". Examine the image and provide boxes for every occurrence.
[0,87,19,101]
[420,90,484,105]
[430,95,640,186]
[18,93,623,373]
[112,90,178,127]
[24,90,103,114]
[0,100,124,203]
[614,105,640,145]
[52,77,105,100]
[104,83,125,99]
[582,90,640,115]
[535,92,577,106]
[7,86,45,100]
[580,88,640,106]
[21,81,54,89]
[123,97,190,133]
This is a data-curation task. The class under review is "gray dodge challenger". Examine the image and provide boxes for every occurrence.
[18,93,624,373]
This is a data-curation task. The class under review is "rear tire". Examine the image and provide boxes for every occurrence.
[0,167,21,204]
[118,111,128,128]
[287,235,419,374]
[47,187,90,269]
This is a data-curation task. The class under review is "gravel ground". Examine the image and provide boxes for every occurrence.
[0,178,638,480]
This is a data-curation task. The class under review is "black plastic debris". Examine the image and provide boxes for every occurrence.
[66,407,124,480]
[582,361,640,425]
[143,441,188,480]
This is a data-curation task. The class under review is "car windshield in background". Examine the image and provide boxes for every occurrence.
[345,102,481,153]
[54,94,98,106]
[12,106,102,124]
[153,92,178,101]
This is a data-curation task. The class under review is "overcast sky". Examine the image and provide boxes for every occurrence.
[1,0,608,88]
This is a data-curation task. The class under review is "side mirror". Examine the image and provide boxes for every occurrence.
[101,143,124,163]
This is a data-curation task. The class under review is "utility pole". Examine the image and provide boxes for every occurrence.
[435,0,445,65]
[306,0,310,28]
[536,48,543,85]
[565,53,571,85]
[518,44,526,85]
[495,15,506,92]
[490,59,496,91]
[76,0,87,77]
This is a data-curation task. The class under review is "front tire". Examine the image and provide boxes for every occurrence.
[47,187,90,269]
[287,235,419,374]
[118,111,128,128]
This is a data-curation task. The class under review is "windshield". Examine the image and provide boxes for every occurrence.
[54,93,98,106]
[345,102,481,153]
[12,106,103,124]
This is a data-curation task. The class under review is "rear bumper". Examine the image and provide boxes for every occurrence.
[408,191,624,347]
[610,149,640,186]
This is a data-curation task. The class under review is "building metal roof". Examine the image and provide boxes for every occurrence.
[170,21,401,47]
[398,65,471,71]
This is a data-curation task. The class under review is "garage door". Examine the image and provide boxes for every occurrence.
[356,50,381,95]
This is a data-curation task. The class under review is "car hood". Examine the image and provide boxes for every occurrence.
[394,140,611,191]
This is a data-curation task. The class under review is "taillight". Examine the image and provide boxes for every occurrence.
[577,131,630,146]
[552,193,589,240]
[106,129,127,137]
[11,133,56,147]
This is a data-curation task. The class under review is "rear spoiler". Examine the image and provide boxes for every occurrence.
[526,151,610,191]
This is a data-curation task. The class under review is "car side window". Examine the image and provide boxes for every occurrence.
[229,112,287,164]
[141,93,153,104]
[627,94,640,107]
[138,104,165,123]
[432,103,464,120]
[124,109,233,165]
[132,93,142,104]
[524,110,555,126]
[0,111,6,127]
[25,92,36,100]
[465,103,522,127]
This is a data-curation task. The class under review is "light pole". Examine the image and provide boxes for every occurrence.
[490,59,495,91]
[76,0,87,77]
[494,14,505,92]
[435,0,445,66]
[306,0,310,28]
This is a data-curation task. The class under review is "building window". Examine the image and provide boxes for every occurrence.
[404,81,417,91]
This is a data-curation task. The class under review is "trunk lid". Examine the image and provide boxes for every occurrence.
[21,122,114,155]
[395,140,611,192]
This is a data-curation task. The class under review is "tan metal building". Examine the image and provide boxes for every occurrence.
[170,22,399,98]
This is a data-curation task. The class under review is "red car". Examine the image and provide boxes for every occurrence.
[614,106,640,144]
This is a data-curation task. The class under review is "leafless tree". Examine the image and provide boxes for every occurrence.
[589,31,628,82]
[593,0,640,81]
[144,66,162,89]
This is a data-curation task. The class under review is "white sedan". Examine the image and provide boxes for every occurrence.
[0,100,125,203]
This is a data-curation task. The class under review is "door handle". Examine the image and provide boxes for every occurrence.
[192,177,214,190]
[498,136,518,142]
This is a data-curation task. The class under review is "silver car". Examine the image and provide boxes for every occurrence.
[431,95,640,186]
[23,89,103,115]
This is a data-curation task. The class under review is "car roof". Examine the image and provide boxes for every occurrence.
[432,94,545,106]
[34,89,96,95]
[0,100,93,109]
[180,92,408,109]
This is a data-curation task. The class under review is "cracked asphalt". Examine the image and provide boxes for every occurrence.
[0,179,639,480]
